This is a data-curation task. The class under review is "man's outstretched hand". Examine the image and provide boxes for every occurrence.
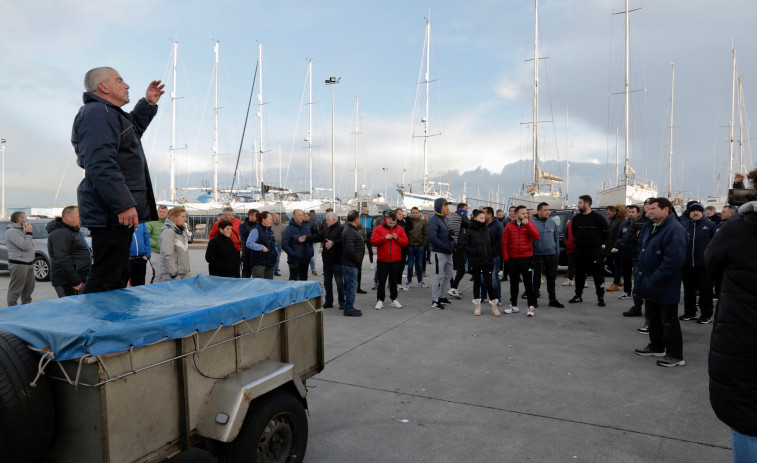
[145,80,165,105]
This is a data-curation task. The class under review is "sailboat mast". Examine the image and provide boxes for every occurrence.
[565,106,569,203]
[422,19,430,195]
[668,63,675,199]
[533,0,540,187]
[354,97,360,198]
[308,60,313,197]
[615,126,619,187]
[623,0,630,186]
[738,76,744,175]
[258,43,264,199]
[170,41,177,202]
[213,41,219,201]
[728,47,736,189]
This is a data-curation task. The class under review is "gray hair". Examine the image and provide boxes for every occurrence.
[221,207,234,214]
[705,205,717,213]
[157,204,168,210]
[84,67,115,93]
[325,212,337,221]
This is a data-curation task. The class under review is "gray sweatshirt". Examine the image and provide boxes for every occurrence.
[156,218,190,281]
[6,222,35,264]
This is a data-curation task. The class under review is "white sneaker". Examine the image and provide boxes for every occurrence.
[561,279,573,286]
[403,283,411,291]
[527,306,535,317]
[370,263,375,270]
[375,300,384,310]
[448,288,458,297]
[505,305,519,314]
[391,299,403,308]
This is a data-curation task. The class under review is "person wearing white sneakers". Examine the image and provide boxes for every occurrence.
[501,206,540,317]
[370,212,409,310]
[460,210,499,316]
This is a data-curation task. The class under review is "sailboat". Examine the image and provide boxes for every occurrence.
[596,0,657,207]
[345,97,389,215]
[512,0,567,211]
[397,18,457,211]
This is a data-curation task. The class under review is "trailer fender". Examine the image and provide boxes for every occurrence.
[197,360,306,443]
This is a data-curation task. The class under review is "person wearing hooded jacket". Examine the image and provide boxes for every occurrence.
[427,198,455,309]
[156,207,191,282]
[128,222,151,286]
[706,171,757,460]
[460,210,499,317]
[680,201,716,324]
[47,206,91,297]
[370,213,409,309]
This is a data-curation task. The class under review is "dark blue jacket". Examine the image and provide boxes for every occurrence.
[281,220,315,264]
[683,217,715,267]
[72,92,159,228]
[633,214,687,304]
[248,223,278,267]
[617,218,639,257]
[427,198,454,254]
[129,223,151,258]
[532,216,559,256]
[46,218,91,287]
[487,218,505,259]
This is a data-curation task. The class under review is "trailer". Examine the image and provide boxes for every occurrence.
[0,275,324,463]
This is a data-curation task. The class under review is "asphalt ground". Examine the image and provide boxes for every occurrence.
[1,244,732,462]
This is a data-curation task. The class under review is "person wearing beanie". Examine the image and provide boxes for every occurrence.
[679,201,716,324]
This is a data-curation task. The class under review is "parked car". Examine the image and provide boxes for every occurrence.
[549,208,610,267]
[0,219,92,282]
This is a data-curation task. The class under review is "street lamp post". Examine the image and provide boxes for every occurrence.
[0,138,5,219]
[325,76,341,210]
[382,167,389,203]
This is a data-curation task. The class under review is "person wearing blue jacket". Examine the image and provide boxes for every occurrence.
[679,202,717,324]
[72,67,164,294]
[427,198,455,309]
[531,203,564,308]
[128,223,151,286]
[281,209,315,281]
[634,198,687,367]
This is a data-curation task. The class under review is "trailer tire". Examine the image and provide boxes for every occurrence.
[219,389,308,463]
[0,330,55,463]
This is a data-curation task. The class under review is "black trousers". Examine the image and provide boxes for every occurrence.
[128,257,148,286]
[450,248,466,289]
[377,261,401,302]
[646,300,683,359]
[396,248,408,285]
[622,254,635,295]
[288,262,309,281]
[323,262,345,307]
[574,249,605,298]
[682,265,714,318]
[83,226,133,294]
[532,254,558,300]
[241,248,252,278]
[507,257,536,307]
[471,264,494,300]
[54,284,78,298]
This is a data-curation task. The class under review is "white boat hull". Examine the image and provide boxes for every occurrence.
[511,193,568,210]
[596,184,657,207]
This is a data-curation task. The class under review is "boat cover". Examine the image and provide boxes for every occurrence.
[0,275,323,361]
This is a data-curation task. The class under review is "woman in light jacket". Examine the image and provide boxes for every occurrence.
[156,207,191,282]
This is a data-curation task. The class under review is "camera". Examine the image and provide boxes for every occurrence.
[728,188,757,208]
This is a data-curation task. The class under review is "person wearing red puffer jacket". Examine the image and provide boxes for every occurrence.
[370,213,409,310]
[501,205,540,316]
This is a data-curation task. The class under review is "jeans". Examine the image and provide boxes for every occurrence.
[343,265,359,313]
[533,254,558,300]
[274,244,282,272]
[432,252,453,301]
[323,263,345,307]
[83,226,133,294]
[406,246,425,284]
[646,300,683,359]
[732,428,757,463]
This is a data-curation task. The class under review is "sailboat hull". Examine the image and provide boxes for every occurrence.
[511,193,568,210]
[596,184,657,207]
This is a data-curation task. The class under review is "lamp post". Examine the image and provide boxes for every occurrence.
[0,138,5,219]
[325,76,340,210]
[382,167,389,203]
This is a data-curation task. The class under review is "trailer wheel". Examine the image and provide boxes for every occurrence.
[0,330,55,463]
[219,389,308,463]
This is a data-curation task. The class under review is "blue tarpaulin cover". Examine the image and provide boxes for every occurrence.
[0,275,322,361]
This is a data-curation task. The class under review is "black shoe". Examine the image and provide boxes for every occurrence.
[521,292,528,299]
[597,297,606,307]
[568,296,583,304]
[636,326,649,334]
[635,344,665,357]
[431,300,445,310]
[536,292,542,298]
[356,289,367,294]
[657,355,685,367]
[501,276,507,281]
[548,300,565,308]
[323,303,333,309]
[438,297,452,305]
[623,306,643,317]
[469,276,475,281]
[679,313,697,321]
[481,299,489,304]
[697,316,712,324]
[343,309,363,317]
[273,271,282,276]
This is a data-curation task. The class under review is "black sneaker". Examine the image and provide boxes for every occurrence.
[323,303,333,309]
[438,297,452,305]
[273,271,282,276]
[521,292,528,299]
[568,296,583,304]
[657,356,685,367]
[356,289,367,294]
[679,313,697,321]
[635,344,665,357]
[431,300,445,310]
[548,300,565,308]
[597,297,606,307]
[481,299,489,303]
[343,309,363,317]
[536,292,542,299]
[697,316,712,324]
[623,306,643,317]
[636,326,649,334]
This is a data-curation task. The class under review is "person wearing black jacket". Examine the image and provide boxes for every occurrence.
[238,209,258,278]
[707,178,757,458]
[448,203,470,299]
[680,202,716,324]
[395,208,413,289]
[72,67,164,294]
[569,195,609,307]
[460,210,499,317]
[47,206,92,297]
[306,212,345,309]
[205,219,241,278]
[341,211,365,317]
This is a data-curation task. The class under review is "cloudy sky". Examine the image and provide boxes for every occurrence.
[1,0,755,208]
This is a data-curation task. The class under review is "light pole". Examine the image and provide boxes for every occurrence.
[382,167,389,203]
[325,76,340,210]
[0,138,5,219]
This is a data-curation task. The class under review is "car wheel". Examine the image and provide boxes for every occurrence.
[33,255,50,282]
